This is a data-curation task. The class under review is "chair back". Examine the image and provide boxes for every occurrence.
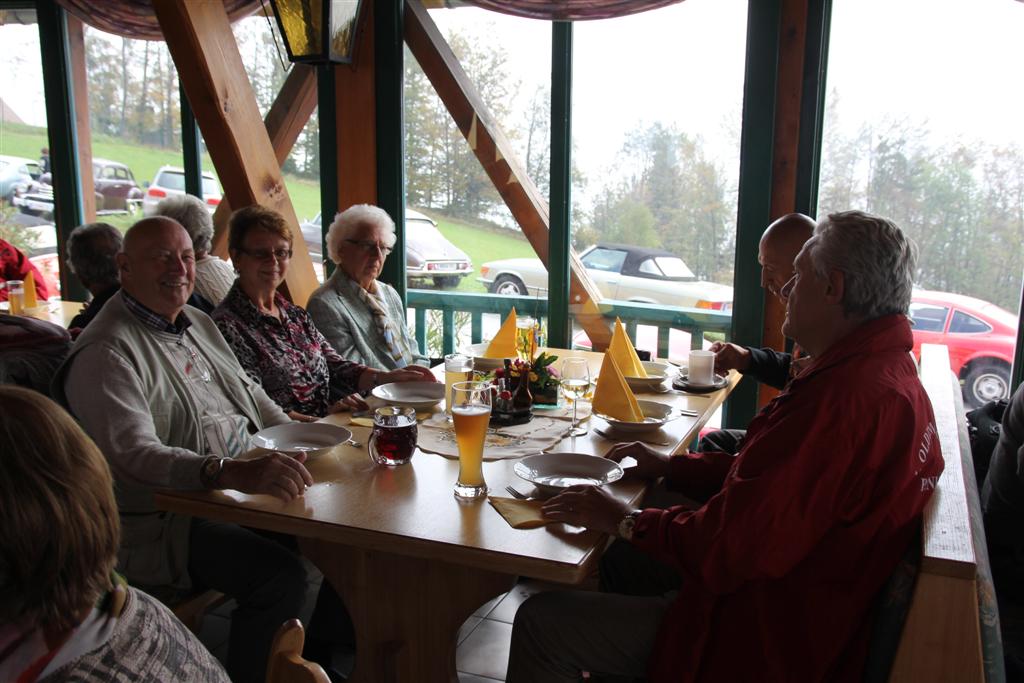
[266,618,331,683]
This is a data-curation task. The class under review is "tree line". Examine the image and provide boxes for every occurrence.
[81,21,1022,312]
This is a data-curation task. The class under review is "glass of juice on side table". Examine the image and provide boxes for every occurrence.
[451,380,491,499]
[444,353,474,420]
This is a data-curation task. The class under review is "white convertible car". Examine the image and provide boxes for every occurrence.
[479,243,733,310]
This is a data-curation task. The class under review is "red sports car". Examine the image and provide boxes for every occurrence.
[909,289,1018,408]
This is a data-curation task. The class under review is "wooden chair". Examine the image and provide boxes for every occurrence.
[266,618,331,683]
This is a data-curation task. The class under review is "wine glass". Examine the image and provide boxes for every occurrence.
[560,358,590,437]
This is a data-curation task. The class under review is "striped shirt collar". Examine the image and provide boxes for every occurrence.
[122,290,192,335]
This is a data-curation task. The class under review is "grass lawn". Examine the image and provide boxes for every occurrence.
[0,122,321,221]
[429,215,536,293]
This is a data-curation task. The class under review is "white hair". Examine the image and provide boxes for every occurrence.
[325,204,396,265]
[154,194,213,254]
[806,210,918,319]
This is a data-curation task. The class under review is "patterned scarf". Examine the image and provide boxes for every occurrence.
[353,279,416,367]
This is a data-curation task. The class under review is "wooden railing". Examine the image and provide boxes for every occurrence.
[406,290,732,357]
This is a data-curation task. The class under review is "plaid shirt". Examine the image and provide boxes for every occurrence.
[122,290,192,335]
[212,283,366,417]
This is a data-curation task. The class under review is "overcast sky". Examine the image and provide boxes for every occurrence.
[2,0,1022,181]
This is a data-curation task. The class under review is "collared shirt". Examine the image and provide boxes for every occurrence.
[121,290,191,335]
[212,283,366,417]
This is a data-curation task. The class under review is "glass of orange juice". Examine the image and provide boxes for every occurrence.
[451,380,492,499]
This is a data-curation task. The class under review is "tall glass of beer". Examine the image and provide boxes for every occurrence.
[444,353,474,419]
[515,316,537,362]
[451,380,491,499]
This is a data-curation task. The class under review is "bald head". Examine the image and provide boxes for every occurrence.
[758,213,815,300]
[117,217,196,322]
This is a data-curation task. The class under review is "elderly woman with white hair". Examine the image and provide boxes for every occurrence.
[306,204,429,370]
[154,194,234,304]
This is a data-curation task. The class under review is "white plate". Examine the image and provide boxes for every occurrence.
[623,360,677,392]
[371,382,445,410]
[595,399,680,434]
[513,452,624,497]
[251,423,352,460]
[463,341,514,372]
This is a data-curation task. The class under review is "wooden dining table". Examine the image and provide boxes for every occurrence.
[155,347,739,683]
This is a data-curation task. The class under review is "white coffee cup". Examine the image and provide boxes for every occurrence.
[688,350,715,385]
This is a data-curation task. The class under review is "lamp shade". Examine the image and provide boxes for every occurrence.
[269,0,363,64]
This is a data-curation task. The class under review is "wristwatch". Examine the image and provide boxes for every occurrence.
[617,510,642,541]
[200,456,226,489]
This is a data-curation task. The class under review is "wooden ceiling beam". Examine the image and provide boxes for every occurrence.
[209,64,318,259]
[403,0,611,349]
[152,0,318,305]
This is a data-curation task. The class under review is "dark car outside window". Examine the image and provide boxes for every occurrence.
[950,310,992,334]
[909,303,949,332]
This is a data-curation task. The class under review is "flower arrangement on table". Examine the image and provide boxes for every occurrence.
[489,351,561,406]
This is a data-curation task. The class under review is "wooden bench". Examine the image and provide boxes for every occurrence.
[886,343,1000,682]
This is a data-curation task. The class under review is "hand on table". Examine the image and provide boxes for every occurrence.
[605,442,671,480]
[709,341,750,373]
[288,410,318,423]
[388,365,437,382]
[541,485,632,535]
[219,452,313,503]
[328,393,370,413]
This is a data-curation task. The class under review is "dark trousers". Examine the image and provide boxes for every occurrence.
[698,428,746,455]
[188,518,352,683]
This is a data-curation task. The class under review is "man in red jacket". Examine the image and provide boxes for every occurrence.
[506,210,944,683]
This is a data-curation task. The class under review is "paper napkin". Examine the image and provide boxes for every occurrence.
[484,307,517,358]
[22,271,38,309]
[592,353,644,422]
[609,317,647,378]
[489,496,549,529]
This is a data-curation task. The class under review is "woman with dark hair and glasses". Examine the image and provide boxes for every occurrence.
[307,204,431,370]
[212,205,434,422]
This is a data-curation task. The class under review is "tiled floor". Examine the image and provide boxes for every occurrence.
[193,565,556,682]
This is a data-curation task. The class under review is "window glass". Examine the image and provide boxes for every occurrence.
[571,0,745,365]
[402,8,552,356]
[637,259,661,276]
[950,310,992,335]
[819,0,1021,407]
[909,303,948,332]
[581,248,627,273]
[157,170,187,192]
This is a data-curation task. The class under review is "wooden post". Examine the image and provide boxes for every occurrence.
[208,64,318,259]
[66,14,95,223]
[152,0,318,305]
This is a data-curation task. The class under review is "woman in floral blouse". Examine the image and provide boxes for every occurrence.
[212,206,435,421]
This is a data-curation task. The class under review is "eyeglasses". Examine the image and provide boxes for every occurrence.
[239,247,292,262]
[344,239,393,256]
[177,340,211,383]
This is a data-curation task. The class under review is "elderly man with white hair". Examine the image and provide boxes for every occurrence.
[505,210,945,683]
[154,194,234,304]
[306,204,428,369]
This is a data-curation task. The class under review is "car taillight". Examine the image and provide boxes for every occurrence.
[480,266,490,277]
[206,197,220,206]
[695,300,726,311]
[147,187,166,198]
[426,263,436,271]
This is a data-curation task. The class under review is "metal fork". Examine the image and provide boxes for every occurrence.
[505,485,531,500]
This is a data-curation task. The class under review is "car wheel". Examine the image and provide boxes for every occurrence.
[433,276,460,289]
[964,360,1010,409]
[489,275,528,296]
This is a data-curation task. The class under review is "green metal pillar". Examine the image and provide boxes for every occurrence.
[317,64,338,280]
[794,0,832,216]
[548,22,573,349]
[375,0,407,302]
[179,83,203,198]
[36,0,88,302]
[727,0,782,428]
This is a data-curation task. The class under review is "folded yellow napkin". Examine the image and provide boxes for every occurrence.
[489,496,550,529]
[609,318,647,378]
[484,307,517,358]
[593,353,644,422]
[22,271,38,308]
